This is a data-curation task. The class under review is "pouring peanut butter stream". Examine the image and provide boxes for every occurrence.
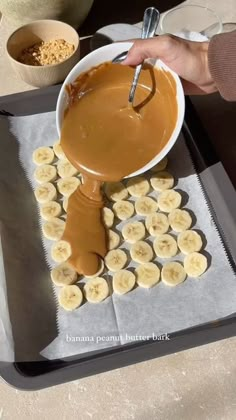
[60,61,178,276]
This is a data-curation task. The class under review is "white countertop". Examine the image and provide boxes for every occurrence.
[1,1,236,419]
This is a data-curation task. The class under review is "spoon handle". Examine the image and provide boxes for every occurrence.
[141,7,160,40]
[128,7,160,105]
[112,50,129,64]
[128,64,143,103]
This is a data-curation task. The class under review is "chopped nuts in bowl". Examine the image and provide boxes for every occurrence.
[18,39,75,66]
[6,20,80,87]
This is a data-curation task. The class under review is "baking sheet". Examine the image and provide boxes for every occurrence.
[0,111,236,362]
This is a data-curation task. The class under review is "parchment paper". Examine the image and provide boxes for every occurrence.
[0,110,236,362]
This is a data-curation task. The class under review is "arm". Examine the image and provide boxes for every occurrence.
[122,31,236,101]
[208,30,236,101]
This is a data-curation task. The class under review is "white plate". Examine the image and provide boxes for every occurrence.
[90,23,141,50]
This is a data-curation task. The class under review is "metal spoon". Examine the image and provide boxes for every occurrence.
[128,7,160,105]
[112,50,129,64]
[112,8,160,66]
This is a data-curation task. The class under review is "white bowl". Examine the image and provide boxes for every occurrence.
[160,5,222,40]
[56,42,185,178]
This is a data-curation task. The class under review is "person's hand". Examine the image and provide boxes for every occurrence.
[122,35,218,95]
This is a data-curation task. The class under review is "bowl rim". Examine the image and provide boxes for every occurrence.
[56,41,185,178]
[6,19,80,69]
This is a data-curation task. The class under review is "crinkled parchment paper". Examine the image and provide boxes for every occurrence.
[0,111,235,362]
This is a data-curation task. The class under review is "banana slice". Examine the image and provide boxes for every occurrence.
[102,207,114,228]
[42,217,65,241]
[177,230,202,255]
[150,156,168,172]
[51,262,77,286]
[63,197,69,212]
[113,270,135,295]
[32,146,54,165]
[58,285,83,311]
[107,230,120,250]
[130,240,153,263]
[153,234,178,258]
[145,212,169,236]
[57,159,78,178]
[158,189,182,213]
[135,262,160,288]
[161,262,186,286]
[122,221,146,243]
[34,182,57,204]
[150,171,174,191]
[53,140,66,159]
[113,200,134,221]
[84,277,109,303]
[126,176,150,197]
[184,252,208,277]
[105,249,127,271]
[168,209,192,232]
[135,196,158,216]
[34,164,57,184]
[85,260,105,278]
[57,176,80,197]
[104,182,128,201]
[40,201,62,221]
[51,240,72,263]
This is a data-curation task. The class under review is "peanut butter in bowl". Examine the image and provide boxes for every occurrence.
[56,42,185,277]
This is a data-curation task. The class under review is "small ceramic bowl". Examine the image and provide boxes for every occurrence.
[6,19,80,88]
[56,42,185,178]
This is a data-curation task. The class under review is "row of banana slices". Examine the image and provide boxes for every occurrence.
[33,143,80,244]
[33,142,82,206]
[53,250,207,311]
[32,144,209,311]
[49,235,207,279]
[104,178,181,213]
[54,255,207,310]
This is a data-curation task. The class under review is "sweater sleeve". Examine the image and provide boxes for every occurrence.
[208,30,236,101]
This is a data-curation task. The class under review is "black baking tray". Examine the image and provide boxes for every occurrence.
[0,88,236,391]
